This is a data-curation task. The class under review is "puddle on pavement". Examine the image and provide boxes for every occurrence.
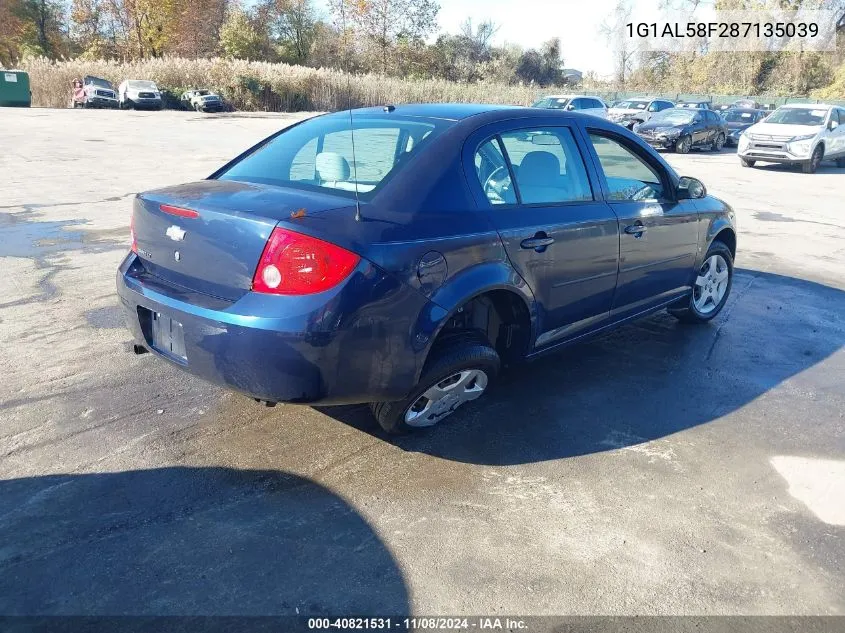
[754,211,796,223]
[0,212,123,258]
[0,213,87,258]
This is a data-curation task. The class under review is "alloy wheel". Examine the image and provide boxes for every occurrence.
[693,254,729,314]
[404,369,488,427]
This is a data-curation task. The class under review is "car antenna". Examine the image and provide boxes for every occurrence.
[340,0,362,222]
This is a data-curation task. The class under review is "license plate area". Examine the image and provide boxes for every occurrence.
[140,308,187,362]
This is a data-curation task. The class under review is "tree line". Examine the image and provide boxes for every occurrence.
[0,0,568,87]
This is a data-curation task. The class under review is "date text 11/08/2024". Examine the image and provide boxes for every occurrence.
[307,617,528,630]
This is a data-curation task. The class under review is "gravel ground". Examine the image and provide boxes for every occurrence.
[1,108,844,618]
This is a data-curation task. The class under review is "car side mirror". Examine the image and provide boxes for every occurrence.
[566,104,576,111]
[829,120,839,131]
[677,176,706,200]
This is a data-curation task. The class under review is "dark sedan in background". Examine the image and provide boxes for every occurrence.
[722,108,768,146]
[634,107,728,153]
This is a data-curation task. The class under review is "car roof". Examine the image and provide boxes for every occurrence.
[335,103,525,122]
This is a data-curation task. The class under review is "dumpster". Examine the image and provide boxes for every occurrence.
[0,70,32,107]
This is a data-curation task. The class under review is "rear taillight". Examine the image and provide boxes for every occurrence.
[252,228,360,295]
[130,212,137,253]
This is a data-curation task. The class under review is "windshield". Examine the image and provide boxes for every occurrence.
[649,109,696,125]
[128,80,157,90]
[532,97,571,109]
[85,77,113,89]
[613,100,648,110]
[765,107,828,126]
[219,115,450,199]
[723,110,757,123]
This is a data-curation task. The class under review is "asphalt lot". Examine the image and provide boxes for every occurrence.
[1,108,844,618]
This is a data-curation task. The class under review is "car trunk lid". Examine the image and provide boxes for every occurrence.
[132,179,352,301]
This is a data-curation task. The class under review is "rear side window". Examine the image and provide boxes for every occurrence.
[219,116,447,199]
[588,133,665,201]
[498,128,593,204]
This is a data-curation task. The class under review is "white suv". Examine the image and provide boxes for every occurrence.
[737,104,845,173]
[531,94,608,118]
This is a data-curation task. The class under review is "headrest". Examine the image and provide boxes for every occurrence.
[518,151,560,186]
[315,152,350,182]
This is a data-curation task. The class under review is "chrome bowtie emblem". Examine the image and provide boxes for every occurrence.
[166,225,186,242]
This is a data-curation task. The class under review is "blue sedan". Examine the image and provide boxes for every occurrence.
[117,104,737,433]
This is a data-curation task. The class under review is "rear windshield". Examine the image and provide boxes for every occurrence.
[218,115,449,199]
[723,110,757,122]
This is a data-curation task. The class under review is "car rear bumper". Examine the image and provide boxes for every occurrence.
[116,252,428,405]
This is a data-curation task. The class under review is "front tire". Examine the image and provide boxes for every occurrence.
[802,145,823,173]
[740,157,755,167]
[370,336,500,434]
[669,241,733,323]
[711,133,725,151]
[675,135,692,154]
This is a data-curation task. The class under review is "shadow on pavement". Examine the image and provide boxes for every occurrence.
[326,269,845,465]
[0,467,408,615]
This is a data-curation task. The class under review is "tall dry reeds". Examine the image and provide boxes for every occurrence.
[18,57,545,111]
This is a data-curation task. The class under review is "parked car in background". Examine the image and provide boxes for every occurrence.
[677,100,712,110]
[722,108,768,146]
[180,89,225,112]
[737,103,845,173]
[634,107,728,153]
[608,97,675,129]
[71,76,118,109]
[119,80,163,110]
[732,99,760,109]
[531,94,608,118]
[117,104,736,434]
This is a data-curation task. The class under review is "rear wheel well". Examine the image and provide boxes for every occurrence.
[713,228,736,259]
[428,290,531,368]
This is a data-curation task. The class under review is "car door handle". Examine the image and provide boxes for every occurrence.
[624,223,647,235]
[520,237,555,250]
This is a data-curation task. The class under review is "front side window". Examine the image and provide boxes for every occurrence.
[588,133,665,201]
[219,116,447,199]
[499,128,593,204]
